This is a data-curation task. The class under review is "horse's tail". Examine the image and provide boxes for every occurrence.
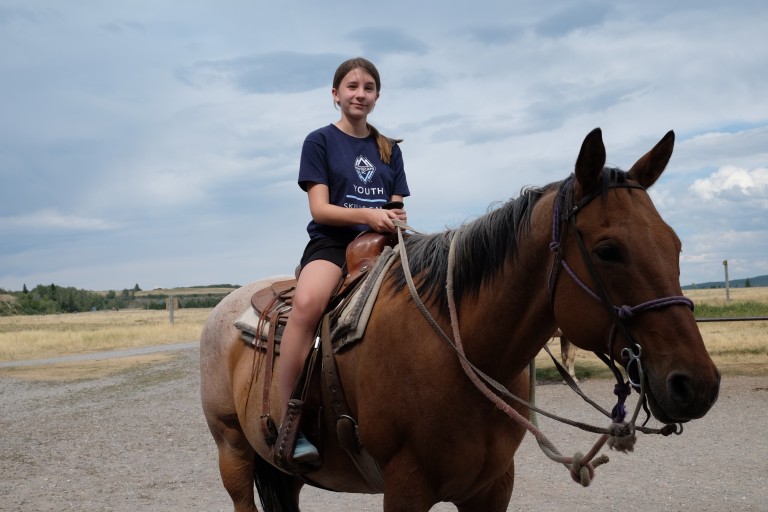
[253,452,300,512]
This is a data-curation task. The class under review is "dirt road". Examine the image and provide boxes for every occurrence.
[1,346,765,511]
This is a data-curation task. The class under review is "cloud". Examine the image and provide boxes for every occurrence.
[345,27,429,59]
[177,52,346,94]
[0,6,39,25]
[535,2,614,37]
[0,210,116,233]
[98,19,145,34]
[690,166,768,205]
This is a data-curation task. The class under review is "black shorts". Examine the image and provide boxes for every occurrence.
[299,236,350,270]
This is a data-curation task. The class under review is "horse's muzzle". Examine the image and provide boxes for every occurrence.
[647,369,721,423]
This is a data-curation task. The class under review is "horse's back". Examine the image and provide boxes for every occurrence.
[199,276,292,437]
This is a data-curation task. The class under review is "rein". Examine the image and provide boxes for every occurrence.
[390,174,690,486]
[393,221,610,485]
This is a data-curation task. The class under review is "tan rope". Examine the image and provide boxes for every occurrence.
[393,221,610,486]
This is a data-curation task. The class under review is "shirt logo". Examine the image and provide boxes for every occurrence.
[355,155,376,183]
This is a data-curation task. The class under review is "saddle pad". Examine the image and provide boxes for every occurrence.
[234,307,284,353]
[331,245,397,351]
[234,245,397,352]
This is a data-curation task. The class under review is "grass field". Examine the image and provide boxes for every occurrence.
[1,286,766,379]
[535,286,768,379]
[0,308,209,362]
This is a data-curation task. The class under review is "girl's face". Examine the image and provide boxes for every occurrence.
[332,68,379,121]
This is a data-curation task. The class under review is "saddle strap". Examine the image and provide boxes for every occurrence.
[257,290,290,446]
[320,315,385,491]
[259,308,280,445]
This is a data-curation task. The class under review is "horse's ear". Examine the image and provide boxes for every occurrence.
[627,130,675,189]
[574,128,606,196]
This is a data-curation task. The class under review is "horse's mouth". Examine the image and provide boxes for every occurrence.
[643,370,720,424]
[644,386,688,425]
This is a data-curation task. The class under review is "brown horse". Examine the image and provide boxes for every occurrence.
[200,128,720,512]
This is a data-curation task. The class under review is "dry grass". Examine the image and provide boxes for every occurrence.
[683,286,768,305]
[3,287,767,377]
[0,308,210,362]
[537,319,768,380]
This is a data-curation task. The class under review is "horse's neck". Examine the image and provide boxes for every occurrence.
[457,198,557,379]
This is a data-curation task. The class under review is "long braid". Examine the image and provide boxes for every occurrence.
[367,123,403,164]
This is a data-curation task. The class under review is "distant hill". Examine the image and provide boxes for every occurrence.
[682,274,768,290]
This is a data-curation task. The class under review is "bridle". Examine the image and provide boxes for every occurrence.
[390,171,694,485]
[547,172,694,424]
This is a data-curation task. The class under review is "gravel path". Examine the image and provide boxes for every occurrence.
[1,346,766,511]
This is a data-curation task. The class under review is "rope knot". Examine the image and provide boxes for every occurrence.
[569,453,593,486]
[569,453,610,487]
[660,423,683,436]
[611,381,631,423]
[607,422,637,453]
[617,305,634,319]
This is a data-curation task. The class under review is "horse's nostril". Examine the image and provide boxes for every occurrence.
[667,372,695,409]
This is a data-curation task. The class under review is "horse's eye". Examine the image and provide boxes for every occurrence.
[595,244,622,263]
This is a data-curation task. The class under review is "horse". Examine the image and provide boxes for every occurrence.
[200,128,720,512]
[550,328,579,383]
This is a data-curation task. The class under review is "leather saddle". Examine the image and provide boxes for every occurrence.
[248,231,398,481]
[250,230,398,318]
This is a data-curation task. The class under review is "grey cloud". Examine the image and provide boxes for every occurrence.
[99,20,146,34]
[535,2,613,37]
[0,6,38,25]
[464,24,525,46]
[177,52,345,94]
[346,27,429,60]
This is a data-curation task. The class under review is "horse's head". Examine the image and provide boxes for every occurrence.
[551,128,720,424]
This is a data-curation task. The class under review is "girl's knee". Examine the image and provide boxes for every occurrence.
[288,297,325,329]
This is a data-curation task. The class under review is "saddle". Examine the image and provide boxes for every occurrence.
[246,231,398,484]
[250,230,398,318]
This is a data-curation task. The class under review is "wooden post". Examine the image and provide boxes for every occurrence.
[722,260,730,304]
[168,295,175,325]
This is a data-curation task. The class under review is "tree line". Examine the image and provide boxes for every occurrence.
[0,284,226,316]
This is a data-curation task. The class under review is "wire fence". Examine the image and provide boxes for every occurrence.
[696,316,768,322]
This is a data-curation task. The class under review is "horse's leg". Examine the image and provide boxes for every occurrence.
[455,464,514,512]
[207,413,258,512]
[560,335,578,383]
[381,453,438,512]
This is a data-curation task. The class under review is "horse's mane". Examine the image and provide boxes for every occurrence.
[389,167,631,311]
[388,181,558,311]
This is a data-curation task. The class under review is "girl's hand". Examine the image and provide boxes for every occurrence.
[365,208,403,233]
[389,207,407,224]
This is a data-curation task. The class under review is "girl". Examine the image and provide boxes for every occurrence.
[278,57,410,462]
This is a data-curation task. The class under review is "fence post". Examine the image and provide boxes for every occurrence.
[722,260,730,304]
[168,295,175,325]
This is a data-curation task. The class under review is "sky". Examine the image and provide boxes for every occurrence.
[1,1,767,292]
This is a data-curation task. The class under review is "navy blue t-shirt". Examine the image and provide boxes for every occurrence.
[298,124,410,240]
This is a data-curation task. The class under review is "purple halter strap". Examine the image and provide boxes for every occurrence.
[548,173,694,423]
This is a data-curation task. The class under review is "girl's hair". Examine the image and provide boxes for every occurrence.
[333,57,402,164]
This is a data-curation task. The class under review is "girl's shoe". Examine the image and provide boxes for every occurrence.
[293,432,319,462]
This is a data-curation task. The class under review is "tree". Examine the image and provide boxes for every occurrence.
[22,284,28,294]
[745,278,752,288]
[133,283,142,292]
